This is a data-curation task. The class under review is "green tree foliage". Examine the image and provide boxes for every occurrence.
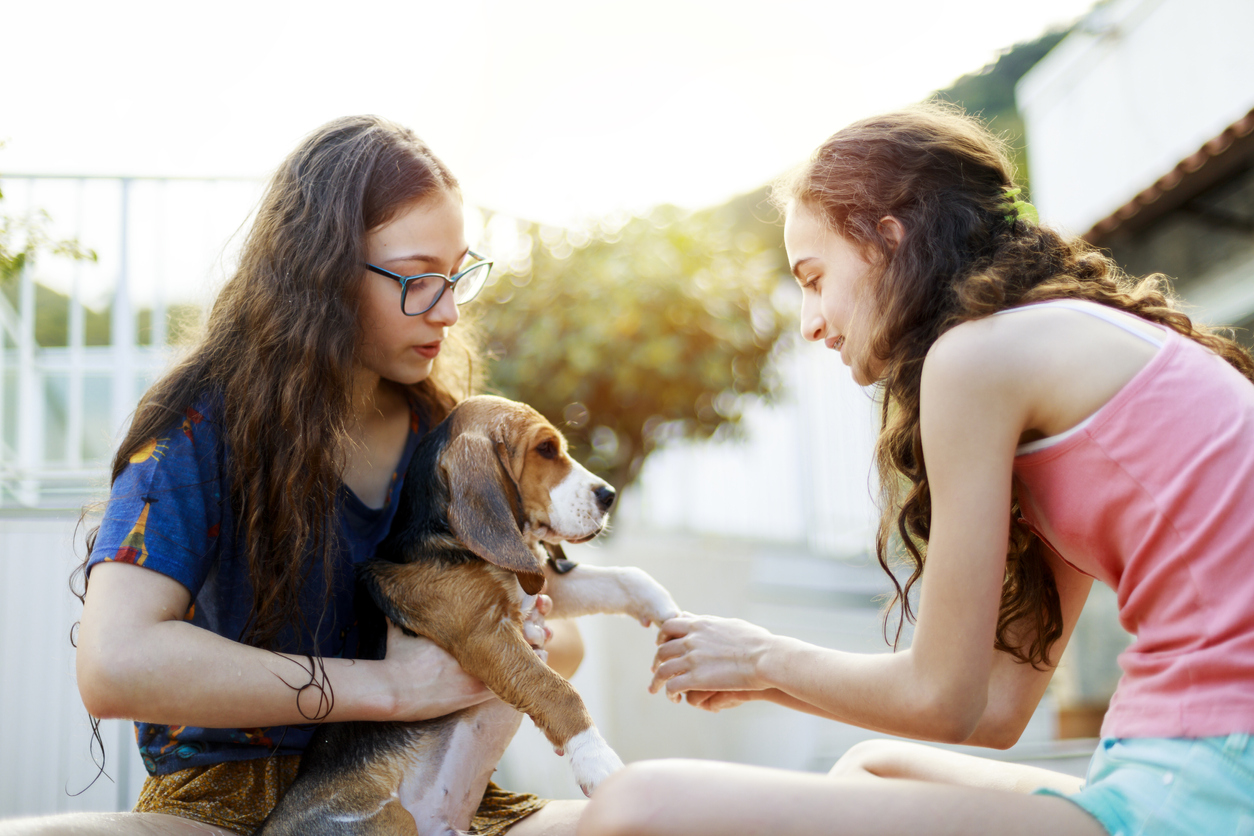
[930,27,1070,191]
[474,194,792,489]
[0,154,98,339]
[0,211,97,298]
[471,27,1076,492]
[1,156,199,349]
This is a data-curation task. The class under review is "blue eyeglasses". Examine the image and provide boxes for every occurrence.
[365,250,493,316]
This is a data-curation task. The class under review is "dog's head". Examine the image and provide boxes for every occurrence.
[440,395,615,595]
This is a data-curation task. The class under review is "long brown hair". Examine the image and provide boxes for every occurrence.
[78,115,483,650]
[776,102,1254,667]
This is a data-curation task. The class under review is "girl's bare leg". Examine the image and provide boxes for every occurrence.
[0,813,240,835]
[1,799,587,836]
[508,800,585,836]
[577,750,1104,836]
[829,738,1085,795]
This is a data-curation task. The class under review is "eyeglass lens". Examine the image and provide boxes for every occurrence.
[452,262,491,304]
[401,261,491,315]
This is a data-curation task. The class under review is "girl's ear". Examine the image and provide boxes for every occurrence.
[878,216,906,251]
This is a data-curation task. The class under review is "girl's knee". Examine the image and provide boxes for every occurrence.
[579,760,688,836]
[829,738,917,779]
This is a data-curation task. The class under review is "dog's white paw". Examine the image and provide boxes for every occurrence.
[565,727,624,797]
[622,569,680,627]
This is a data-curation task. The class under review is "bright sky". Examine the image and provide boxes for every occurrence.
[3,0,1096,228]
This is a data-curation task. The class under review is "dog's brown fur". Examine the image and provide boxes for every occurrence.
[255,396,678,835]
[367,559,593,748]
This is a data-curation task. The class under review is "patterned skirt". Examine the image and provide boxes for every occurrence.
[134,755,548,834]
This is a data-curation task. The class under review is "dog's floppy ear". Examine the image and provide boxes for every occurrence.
[444,431,546,594]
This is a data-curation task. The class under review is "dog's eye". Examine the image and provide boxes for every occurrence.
[535,439,559,460]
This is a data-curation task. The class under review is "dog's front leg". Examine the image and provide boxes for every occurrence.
[366,560,624,796]
[452,607,623,796]
[545,563,680,626]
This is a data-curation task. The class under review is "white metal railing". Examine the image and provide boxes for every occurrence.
[0,175,262,509]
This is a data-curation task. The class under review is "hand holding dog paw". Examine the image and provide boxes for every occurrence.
[647,613,775,703]
[521,593,554,659]
[383,619,495,720]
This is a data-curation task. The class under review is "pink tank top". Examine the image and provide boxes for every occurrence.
[1008,300,1254,739]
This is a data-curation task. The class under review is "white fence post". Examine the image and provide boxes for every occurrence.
[16,256,41,507]
[67,179,87,469]
[109,178,136,451]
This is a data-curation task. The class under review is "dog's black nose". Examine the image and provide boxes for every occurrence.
[594,484,616,512]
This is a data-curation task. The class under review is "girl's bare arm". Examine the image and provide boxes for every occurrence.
[77,560,494,727]
[652,320,1089,746]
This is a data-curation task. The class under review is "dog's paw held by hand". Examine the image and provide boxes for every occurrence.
[620,568,681,628]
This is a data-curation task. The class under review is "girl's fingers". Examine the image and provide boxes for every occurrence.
[520,594,552,649]
[648,660,680,695]
[685,690,716,709]
[687,690,738,712]
[521,618,548,649]
[651,637,687,670]
[662,671,696,702]
[698,691,752,712]
[650,656,703,697]
[534,593,553,617]
[647,636,697,676]
[655,613,697,644]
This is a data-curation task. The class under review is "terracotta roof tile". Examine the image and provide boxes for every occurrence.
[1085,107,1254,243]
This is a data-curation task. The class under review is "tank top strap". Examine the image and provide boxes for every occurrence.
[992,298,1165,348]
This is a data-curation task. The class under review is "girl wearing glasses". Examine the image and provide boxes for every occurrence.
[12,117,583,835]
[580,104,1254,836]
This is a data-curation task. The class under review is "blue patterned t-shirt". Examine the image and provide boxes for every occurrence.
[87,397,425,775]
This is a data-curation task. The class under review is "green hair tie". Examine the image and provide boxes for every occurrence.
[1001,187,1039,226]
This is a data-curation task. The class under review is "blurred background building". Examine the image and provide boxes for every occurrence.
[3,0,1252,817]
[1016,0,1254,737]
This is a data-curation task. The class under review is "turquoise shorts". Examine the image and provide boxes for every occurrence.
[1034,734,1254,835]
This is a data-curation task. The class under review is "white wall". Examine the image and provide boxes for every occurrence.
[0,514,149,819]
[626,338,881,559]
[1017,0,1254,235]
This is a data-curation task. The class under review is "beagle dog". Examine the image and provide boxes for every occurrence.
[256,395,680,836]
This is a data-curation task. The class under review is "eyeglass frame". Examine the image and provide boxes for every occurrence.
[364,249,493,316]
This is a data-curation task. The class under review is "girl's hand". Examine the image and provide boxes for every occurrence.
[648,613,777,703]
[380,592,556,720]
[682,690,759,712]
[383,619,495,720]
[522,593,554,664]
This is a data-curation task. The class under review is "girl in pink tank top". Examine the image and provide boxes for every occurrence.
[582,105,1254,836]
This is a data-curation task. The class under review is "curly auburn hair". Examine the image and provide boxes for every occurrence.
[776,102,1254,668]
[78,115,483,650]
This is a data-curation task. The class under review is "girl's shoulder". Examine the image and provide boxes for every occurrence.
[927,300,1160,383]
[921,306,1088,428]
[924,301,1166,443]
[924,312,1041,391]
